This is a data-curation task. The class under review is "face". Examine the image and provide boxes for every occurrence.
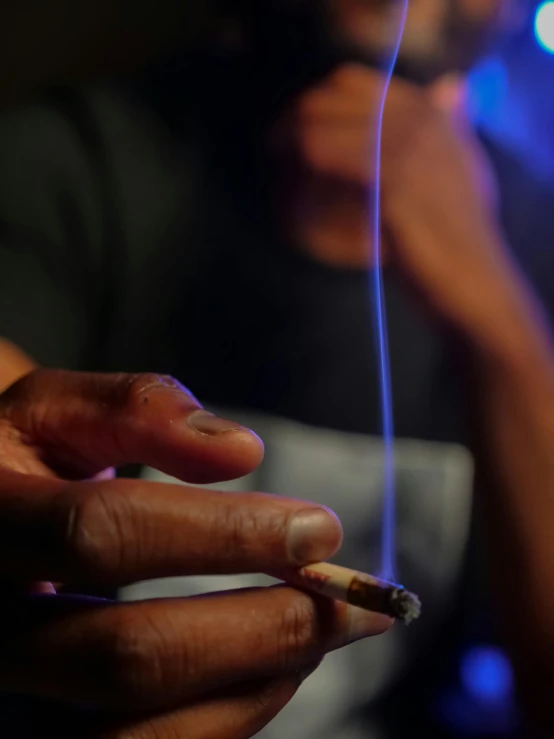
[333,0,529,78]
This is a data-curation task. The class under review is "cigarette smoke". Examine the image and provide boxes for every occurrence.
[369,0,409,582]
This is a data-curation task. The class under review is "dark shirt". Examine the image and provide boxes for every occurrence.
[3,67,552,440]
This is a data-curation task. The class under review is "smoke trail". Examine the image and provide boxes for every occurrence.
[369,0,409,583]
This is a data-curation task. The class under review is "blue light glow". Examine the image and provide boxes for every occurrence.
[467,57,509,124]
[460,646,514,705]
[370,0,409,583]
[535,2,554,54]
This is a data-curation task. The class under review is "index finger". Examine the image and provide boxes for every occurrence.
[1,370,264,483]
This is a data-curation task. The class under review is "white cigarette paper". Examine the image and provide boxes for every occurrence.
[283,562,421,624]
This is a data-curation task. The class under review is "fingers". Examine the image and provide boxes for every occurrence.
[0,473,343,583]
[1,587,391,710]
[0,678,305,739]
[272,64,378,163]
[0,338,36,392]
[96,676,304,739]
[286,63,429,185]
[0,370,264,483]
[289,65,394,183]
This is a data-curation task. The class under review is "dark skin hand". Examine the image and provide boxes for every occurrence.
[0,369,391,738]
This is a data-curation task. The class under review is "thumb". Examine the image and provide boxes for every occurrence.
[0,370,264,483]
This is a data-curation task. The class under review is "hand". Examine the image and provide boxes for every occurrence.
[278,65,535,351]
[0,338,36,392]
[0,369,391,738]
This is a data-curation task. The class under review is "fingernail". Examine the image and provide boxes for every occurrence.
[287,508,343,565]
[347,607,394,643]
[187,410,243,436]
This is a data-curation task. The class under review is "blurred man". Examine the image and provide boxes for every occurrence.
[336,0,529,80]
[0,0,552,737]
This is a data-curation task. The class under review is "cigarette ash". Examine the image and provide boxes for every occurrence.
[390,588,422,624]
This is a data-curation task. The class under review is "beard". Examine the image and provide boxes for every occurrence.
[395,0,526,83]
[329,0,525,84]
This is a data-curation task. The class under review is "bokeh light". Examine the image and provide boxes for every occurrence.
[460,645,514,705]
[535,2,554,54]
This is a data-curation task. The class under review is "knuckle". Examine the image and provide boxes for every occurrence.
[114,373,186,415]
[215,499,253,553]
[0,368,53,417]
[61,483,135,581]
[276,597,318,672]
[207,496,279,563]
[188,496,245,563]
[104,610,173,707]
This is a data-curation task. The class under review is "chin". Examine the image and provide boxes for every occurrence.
[396,30,497,83]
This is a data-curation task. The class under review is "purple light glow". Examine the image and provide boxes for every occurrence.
[370,0,409,582]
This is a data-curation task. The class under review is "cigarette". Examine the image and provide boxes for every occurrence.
[282,562,421,624]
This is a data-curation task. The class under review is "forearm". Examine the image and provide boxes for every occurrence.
[465,292,554,732]
[0,338,36,392]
